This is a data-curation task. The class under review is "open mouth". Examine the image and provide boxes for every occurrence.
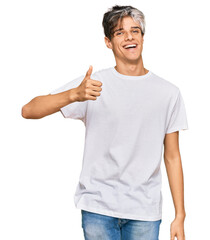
[123,44,137,49]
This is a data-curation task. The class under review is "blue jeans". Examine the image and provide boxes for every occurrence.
[81,210,162,240]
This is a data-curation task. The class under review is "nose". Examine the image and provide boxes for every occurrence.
[124,31,133,40]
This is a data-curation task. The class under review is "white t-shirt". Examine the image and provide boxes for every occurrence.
[50,66,189,221]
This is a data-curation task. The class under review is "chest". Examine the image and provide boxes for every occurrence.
[87,81,168,128]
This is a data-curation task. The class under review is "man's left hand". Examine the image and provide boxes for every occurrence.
[170,217,185,240]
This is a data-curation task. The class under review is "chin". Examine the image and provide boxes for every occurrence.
[126,56,141,62]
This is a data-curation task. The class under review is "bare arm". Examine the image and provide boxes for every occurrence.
[163,131,186,239]
[21,89,77,119]
[21,65,102,119]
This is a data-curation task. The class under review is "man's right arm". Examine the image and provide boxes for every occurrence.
[21,88,78,119]
[21,65,103,119]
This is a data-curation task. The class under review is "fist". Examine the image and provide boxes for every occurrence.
[75,65,103,102]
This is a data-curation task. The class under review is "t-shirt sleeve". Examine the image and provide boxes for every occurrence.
[165,89,189,134]
[50,75,87,122]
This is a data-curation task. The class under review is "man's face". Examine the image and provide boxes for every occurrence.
[105,16,144,63]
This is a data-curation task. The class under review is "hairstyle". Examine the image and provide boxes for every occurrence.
[102,5,146,40]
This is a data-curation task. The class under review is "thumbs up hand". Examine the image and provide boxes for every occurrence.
[85,65,93,80]
[74,65,103,102]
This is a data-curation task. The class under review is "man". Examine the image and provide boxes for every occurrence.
[22,5,188,240]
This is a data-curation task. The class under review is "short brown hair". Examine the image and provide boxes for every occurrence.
[102,5,146,40]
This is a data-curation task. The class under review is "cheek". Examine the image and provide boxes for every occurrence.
[112,40,122,50]
[113,44,121,54]
[140,39,144,46]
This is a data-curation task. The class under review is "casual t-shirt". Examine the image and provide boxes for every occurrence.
[50,66,189,221]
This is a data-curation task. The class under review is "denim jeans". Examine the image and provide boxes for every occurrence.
[81,210,162,240]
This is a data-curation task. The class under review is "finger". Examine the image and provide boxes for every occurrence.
[89,79,103,87]
[85,65,93,79]
[89,89,101,97]
[91,85,102,92]
[170,233,175,240]
[177,233,185,240]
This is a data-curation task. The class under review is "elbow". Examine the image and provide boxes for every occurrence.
[21,96,49,119]
[21,105,31,119]
[164,153,181,164]
[21,96,43,119]
[21,104,40,119]
[21,104,43,119]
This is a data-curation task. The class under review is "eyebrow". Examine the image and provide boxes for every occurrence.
[113,26,141,33]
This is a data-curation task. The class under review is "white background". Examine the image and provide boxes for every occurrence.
[0,0,209,239]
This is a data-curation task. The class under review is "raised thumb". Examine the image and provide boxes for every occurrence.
[85,65,93,78]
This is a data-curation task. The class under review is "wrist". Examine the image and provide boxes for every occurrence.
[69,88,78,102]
[175,212,186,220]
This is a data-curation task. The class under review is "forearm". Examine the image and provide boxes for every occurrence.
[164,156,186,219]
[22,88,77,119]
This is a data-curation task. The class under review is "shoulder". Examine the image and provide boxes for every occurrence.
[91,67,112,77]
[150,71,179,90]
[150,71,180,97]
[90,67,113,84]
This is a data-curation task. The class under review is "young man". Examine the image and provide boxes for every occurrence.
[22,5,188,240]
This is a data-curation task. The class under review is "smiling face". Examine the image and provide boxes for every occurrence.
[104,16,144,64]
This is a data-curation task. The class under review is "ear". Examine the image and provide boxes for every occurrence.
[104,36,113,49]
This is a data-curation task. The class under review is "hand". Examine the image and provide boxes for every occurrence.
[75,65,103,102]
[170,217,186,240]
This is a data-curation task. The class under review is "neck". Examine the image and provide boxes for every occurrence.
[114,56,148,76]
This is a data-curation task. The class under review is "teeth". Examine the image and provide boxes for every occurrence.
[124,44,136,49]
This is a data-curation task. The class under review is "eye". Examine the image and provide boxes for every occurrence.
[133,30,139,33]
[116,32,123,35]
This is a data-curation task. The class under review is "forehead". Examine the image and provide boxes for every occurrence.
[114,16,140,30]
